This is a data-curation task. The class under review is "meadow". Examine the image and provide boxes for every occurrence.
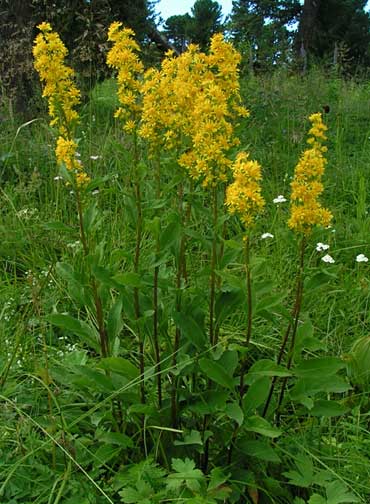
[0,23,370,504]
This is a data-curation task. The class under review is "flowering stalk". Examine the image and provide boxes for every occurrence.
[263,113,332,419]
[107,23,146,403]
[33,24,111,360]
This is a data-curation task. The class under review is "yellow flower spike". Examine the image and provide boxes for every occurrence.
[33,23,90,186]
[106,23,144,130]
[288,113,332,234]
[225,152,265,228]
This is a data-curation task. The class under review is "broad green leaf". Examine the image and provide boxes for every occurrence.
[160,219,181,251]
[305,270,336,291]
[215,290,244,327]
[98,357,139,380]
[245,416,282,438]
[99,432,133,448]
[167,458,204,493]
[239,439,281,463]
[74,365,114,392]
[47,313,99,351]
[255,293,286,314]
[113,272,142,288]
[208,467,230,491]
[243,376,270,416]
[225,401,244,426]
[107,298,123,341]
[283,454,314,488]
[199,358,235,390]
[291,375,351,400]
[174,430,203,447]
[310,400,348,417]
[294,357,345,378]
[83,202,99,234]
[245,359,291,385]
[94,444,121,468]
[309,495,327,504]
[325,481,360,503]
[173,312,206,348]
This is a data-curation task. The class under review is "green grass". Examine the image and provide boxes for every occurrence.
[1,68,370,504]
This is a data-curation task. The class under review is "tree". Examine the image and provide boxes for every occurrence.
[297,0,370,70]
[229,0,300,70]
[163,14,192,52]
[189,0,223,50]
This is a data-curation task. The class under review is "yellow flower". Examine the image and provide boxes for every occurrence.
[225,152,265,227]
[33,23,90,186]
[140,33,248,186]
[106,22,143,130]
[288,113,332,234]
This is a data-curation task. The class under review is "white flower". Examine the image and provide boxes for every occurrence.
[54,175,63,181]
[321,254,335,264]
[90,155,101,160]
[273,195,287,204]
[261,232,274,239]
[316,242,330,252]
[92,190,99,196]
[356,254,368,263]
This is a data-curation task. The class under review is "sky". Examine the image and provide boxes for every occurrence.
[156,0,233,22]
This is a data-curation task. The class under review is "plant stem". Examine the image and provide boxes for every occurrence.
[239,235,252,399]
[153,152,162,408]
[133,130,145,404]
[76,188,109,357]
[262,236,306,418]
[209,184,218,346]
[276,236,306,419]
[171,181,185,429]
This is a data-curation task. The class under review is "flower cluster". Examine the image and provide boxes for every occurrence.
[33,22,90,186]
[140,34,248,186]
[106,22,144,131]
[288,113,332,234]
[225,152,265,228]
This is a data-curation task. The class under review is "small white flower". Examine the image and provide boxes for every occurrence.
[356,254,368,263]
[92,189,99,196]
[322,254,335,264]
[90,155,101,160]
[54,175,63,181]
[316,242,330,252]
[261,232,274,239]
[273,195,287,204]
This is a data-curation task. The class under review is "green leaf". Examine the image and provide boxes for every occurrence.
[99,432,133,448]
[107,298,123,341]
[325,481,360,503]
[225,401,244,426]
[47,313,99,351]
[310,400,348,417]
[83,202,99,234]
[208,467,230,491]
[199,358,235,390]
[73,365,114,392]
[98,357,139,380]
[167,458,204,493]
[244,416,282,438]
[295,358,345,378]
[305,270,336,291]
[255,293,286,314]
[243,376,270,416]
[174,430,203,447]
[160,219,181,251]
[94,444,121,468]
[173,312,206,348]
[245,359,291,385]
[283,454,314,488]
[215,290,243,327]
[239,439,281,463]
[113,272,143,288]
